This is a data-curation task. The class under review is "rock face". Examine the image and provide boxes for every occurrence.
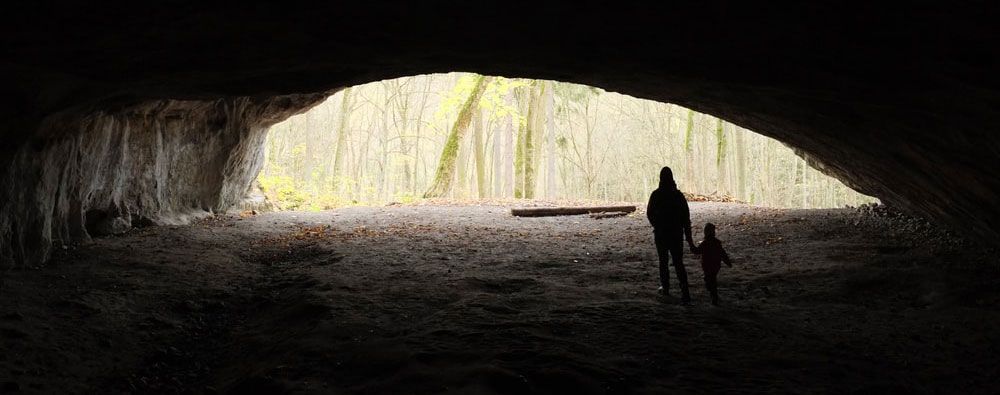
[0,95,327,266]
[1,2,998,266]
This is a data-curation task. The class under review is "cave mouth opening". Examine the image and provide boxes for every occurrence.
[4,3,1000,391]
[253,72,876,213]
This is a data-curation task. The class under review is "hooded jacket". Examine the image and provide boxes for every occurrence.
[646,167,692,237]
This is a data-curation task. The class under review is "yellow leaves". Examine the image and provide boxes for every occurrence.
[433,74,482,124]
[258,174,360,211]
[480,77,531,121]
[434,75,531,125]
[258,175,308,210]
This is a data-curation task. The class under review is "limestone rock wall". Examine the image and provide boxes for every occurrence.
[0,94,327,267]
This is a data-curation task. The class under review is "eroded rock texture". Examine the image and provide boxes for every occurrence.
[0,95,326,266]
[0,1,998,265]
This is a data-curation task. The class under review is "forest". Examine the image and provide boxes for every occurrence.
[258,73,876,210]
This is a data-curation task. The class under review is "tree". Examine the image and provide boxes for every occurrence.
[472,107,487,198]
[733,124,747,199]
[500,101,515,197]
[684,108,695,188]
[715,118,727,195]
[544,81,557,198]
[491,106,505,197]
[410,75,434,195]
[331,87,353,193]
[424,75,491,198]
[514,83,535,198]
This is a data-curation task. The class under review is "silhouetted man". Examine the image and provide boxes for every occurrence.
[646,166,694,303]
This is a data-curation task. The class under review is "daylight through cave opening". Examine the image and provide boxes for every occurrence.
[254,73,876,211]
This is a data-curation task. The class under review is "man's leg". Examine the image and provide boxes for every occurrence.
[669,242,690,302]
[654,232,670,292]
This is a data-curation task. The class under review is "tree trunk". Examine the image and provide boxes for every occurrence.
[544,81,557,198]
[456,127,469,198]
[492,109,503,197]
[584,98,595,197]
[501,106,514,198]
[525,84,539,199]
[733,125,747,200]
[510,205,636,217]
[472,107,487,199]
[801,158,810,208]
[395,82,413,196]
[514,84,534,199]
[684,108,695,189]
[331,87,353,194]
[424,75,491,198]
[378,91,390,201]
[715,118,727,195]
[413,76,434,194]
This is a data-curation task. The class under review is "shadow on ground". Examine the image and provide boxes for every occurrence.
[1,202,998,394]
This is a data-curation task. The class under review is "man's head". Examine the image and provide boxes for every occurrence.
[704,223,716,238]
[659,166,676,189]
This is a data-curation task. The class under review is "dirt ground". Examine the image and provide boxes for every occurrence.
[1,202,999,394]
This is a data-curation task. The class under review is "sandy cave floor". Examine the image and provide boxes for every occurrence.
[1,202,1000,394]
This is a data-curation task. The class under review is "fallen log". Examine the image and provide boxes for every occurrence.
[589,211,629,219]
[511,205,636,217]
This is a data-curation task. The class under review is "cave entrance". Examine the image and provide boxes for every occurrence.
[254,73,876,212]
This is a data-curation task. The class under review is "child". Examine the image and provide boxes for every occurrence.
[691,223,733,306]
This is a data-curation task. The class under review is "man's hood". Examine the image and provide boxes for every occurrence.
[659,166,677,190]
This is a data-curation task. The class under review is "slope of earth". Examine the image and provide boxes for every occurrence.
[0,202,997,394]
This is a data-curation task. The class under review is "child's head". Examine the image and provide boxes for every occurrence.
[704,223,716,239]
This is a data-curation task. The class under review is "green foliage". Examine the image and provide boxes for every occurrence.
[554,82,602,104]
[259,175,361,211]
[396,192,418,204]
[434,74,481,126]
[554,82,602,117]
[556,136,568,149]
[259,175,308,210]
[481,77,530,122]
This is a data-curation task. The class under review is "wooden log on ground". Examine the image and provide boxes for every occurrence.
[511,205,636,217]
[589,211,629,219]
